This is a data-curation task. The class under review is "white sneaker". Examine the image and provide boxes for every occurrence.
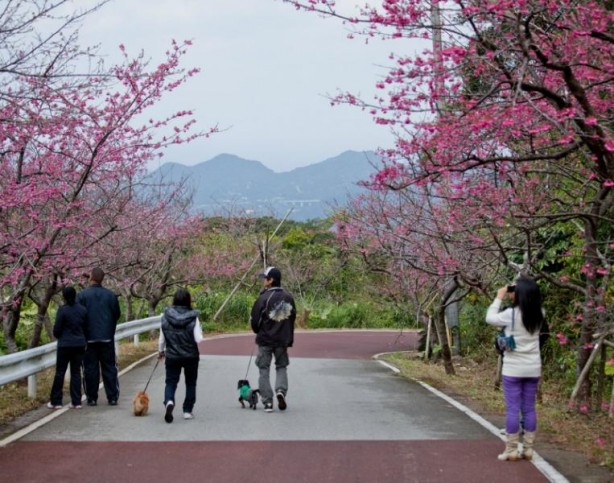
[46,402,63,410]
[183,412,194,420]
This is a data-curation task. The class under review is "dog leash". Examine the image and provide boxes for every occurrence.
[244,345,256,380]
[143,358,160,393]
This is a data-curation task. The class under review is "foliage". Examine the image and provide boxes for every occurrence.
[283,0,613,406]
[194,290,254,332]
[0,1,215,352]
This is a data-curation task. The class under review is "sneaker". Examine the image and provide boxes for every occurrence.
[46,402,63,410]
[264,402,273,413]
[183,412,194,420]
[276,391,287,411]
[108,400,118,406]
[68,403,82,409]
[165,401,174,423]
[87,400,97,407]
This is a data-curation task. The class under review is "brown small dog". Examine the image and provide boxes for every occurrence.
[132,391,150,416]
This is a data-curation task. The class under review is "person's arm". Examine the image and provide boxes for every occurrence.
[158,327,166,355]
[288,296,296,346]
[53,307,63,340]
[250,296,263,333]
[485,287,511,327]
[193,317,204,343]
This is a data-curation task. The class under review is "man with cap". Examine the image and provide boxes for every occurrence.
[250,266,296,412]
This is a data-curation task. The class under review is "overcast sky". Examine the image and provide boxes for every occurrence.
[78,0,402,172]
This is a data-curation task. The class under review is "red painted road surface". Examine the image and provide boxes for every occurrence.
[1,441,544,483]
[0,331,552,483]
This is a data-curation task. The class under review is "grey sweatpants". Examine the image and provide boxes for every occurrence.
[255,346,289,404]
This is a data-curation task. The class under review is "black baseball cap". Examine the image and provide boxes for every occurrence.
[258,266,281,282]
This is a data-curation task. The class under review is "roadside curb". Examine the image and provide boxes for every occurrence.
[373,352,569,483]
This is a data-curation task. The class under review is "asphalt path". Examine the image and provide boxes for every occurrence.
[0,331,561,482]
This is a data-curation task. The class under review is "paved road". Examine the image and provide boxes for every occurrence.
[0,331,558,482]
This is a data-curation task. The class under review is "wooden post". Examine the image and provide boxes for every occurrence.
[569,336,604,406]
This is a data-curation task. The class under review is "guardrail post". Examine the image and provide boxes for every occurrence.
[133,334,139,346]
[28,375,37,399]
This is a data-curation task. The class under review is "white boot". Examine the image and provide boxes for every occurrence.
[498,433,520,461]
[522,431,536,460]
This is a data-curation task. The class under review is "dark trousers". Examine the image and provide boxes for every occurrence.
[83,341,119,403]
[164,357,199,413]
[50,346,85,405]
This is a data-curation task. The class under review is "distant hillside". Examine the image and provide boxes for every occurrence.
[149,151,381,220]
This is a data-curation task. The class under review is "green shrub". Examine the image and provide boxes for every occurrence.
[194,290,254,332]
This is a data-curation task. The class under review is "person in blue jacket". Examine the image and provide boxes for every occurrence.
[47,286,88,409]
[77,267,121,406]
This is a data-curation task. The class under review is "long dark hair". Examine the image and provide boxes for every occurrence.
[172,288,192,309]
[512,277,543,334]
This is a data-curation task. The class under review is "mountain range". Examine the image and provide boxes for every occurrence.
[149,150,381,220]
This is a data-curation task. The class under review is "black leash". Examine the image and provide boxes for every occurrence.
[143,358,160,393]
[244,346,256,380]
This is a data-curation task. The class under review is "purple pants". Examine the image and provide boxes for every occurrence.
[502,375,540,434]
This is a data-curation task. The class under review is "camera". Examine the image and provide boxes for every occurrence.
[507,285,515,293]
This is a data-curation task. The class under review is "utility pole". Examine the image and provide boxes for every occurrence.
[431,1,461,356]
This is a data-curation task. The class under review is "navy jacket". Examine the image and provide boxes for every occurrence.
[54,303,88,348]
[77,284,121,342]
[250,287,296,348]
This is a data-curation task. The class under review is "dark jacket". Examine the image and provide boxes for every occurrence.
[250,287,296,348]
[76,283,121,342]
[161,306,200,359]
[54,303,88,348]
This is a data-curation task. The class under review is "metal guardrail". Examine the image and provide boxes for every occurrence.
[0,315,161,397]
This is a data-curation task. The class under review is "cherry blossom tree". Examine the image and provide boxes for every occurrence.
[0,2,215,352]
[284,0,613,405]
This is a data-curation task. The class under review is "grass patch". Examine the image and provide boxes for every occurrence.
[383,352,613,470]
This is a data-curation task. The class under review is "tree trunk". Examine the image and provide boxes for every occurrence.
[29,312,45,348]
[298,308,310,329]
[434,305,455,375]
[575,222,601,406]
[28,278,58,348]
[148,299,158,317]
[124,293,134,322]
[2,305,21,353]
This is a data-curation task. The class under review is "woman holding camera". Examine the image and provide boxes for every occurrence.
[486,277,545,462]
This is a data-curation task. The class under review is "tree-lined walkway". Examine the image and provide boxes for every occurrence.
[0,331,556,482]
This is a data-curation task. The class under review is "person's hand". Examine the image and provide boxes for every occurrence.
[157,351,165,360]
[496,287,508,300]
